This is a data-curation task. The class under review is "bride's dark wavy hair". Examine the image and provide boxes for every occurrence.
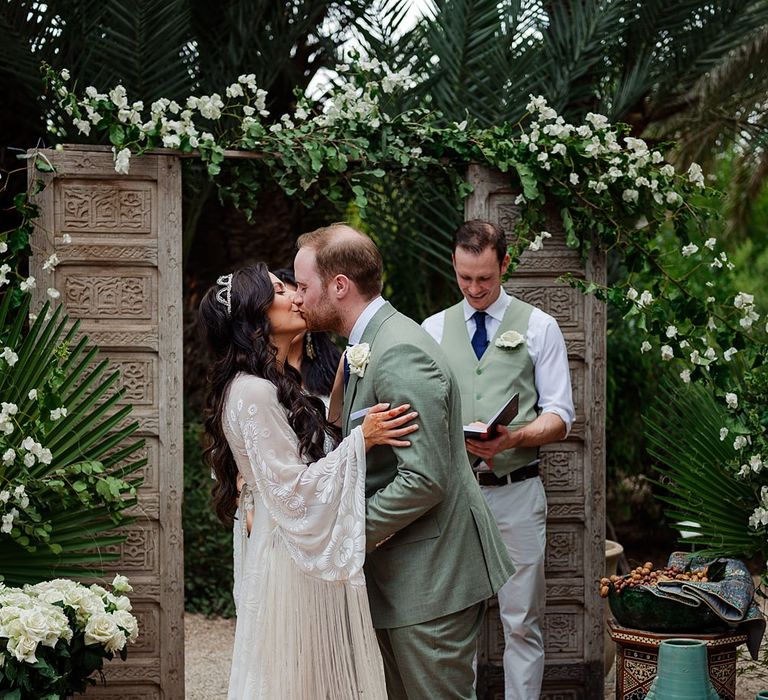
[199,264,331,525]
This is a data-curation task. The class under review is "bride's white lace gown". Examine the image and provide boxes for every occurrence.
[223,373,386,699]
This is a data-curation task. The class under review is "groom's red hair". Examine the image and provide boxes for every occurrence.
[297,223,383,299]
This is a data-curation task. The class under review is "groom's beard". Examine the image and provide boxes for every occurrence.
[301,295,344,335]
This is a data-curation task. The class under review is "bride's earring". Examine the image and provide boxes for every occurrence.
[305,332,316,360]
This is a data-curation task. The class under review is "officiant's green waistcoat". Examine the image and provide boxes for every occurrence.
[440,298,539,477]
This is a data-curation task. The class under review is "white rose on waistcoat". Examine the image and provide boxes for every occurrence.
[495,330,525,349]
[346,343,371,378]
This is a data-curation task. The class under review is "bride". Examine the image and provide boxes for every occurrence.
[198,264,418,699]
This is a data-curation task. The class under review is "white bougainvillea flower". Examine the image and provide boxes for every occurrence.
[528,231,551,251]
[1,347,18,366]
[687,162,705,187]
[734,435,750,450]
[113,147,131,175]
[19,276,36,291]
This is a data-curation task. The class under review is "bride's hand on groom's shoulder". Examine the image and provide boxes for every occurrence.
[362,403,419,450]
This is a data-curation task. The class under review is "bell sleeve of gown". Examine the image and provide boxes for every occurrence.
[225,374,385,700]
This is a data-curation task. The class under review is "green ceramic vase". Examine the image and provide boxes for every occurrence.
[645,639,719,700]
[755,691,768,699]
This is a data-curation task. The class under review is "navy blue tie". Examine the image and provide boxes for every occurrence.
[471,311,489,360]
[343,352,350,388]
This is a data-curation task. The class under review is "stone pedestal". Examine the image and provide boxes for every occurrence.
[608,619,747,699]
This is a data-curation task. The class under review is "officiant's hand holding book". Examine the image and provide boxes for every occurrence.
[462,393,519,441]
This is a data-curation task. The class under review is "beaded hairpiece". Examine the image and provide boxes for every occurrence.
[215,273,233,315]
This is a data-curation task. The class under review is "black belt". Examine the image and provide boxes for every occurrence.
[474,463,539,487]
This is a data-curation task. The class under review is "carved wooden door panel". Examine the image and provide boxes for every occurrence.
[28,146,184,699]
[466,165,606,699]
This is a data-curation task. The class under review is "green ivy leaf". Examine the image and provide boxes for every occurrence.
[510,159,538,200]
[34,157,54,173]
[109,124,125,146]
[561,208,578,248]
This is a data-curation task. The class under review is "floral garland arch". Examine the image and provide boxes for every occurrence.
[2,61,767,562]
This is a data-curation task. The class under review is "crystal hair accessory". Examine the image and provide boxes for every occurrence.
[216,273,233,314]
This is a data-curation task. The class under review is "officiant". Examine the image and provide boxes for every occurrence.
[421,219,575,700]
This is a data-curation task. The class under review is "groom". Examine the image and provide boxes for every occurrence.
[293,224,514,700]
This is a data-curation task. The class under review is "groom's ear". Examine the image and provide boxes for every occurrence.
[333,274,351,298]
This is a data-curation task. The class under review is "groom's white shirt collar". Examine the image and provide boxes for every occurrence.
[348,296,387,345]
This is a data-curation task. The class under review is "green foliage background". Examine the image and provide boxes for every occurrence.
[182,415,235,617]
[6,0,768,610]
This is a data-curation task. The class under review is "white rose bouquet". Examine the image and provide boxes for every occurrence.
[0,575,138,698]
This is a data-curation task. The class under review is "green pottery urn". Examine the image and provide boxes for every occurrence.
[645,639,718,699]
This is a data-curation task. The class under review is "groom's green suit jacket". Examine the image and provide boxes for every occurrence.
[343,302,514,629]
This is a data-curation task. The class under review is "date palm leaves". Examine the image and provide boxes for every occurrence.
[0,293,145,586]
[645,378,759,558]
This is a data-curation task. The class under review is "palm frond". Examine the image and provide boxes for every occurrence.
[537,0,634,116]
[726,129,768,238]
[644,377,759,558]
[354,0,420,66]
[360,171,459,320]
[0,305,144,586]
[648,22,768,161]
[410,0,521,124]
[54,0,195,103]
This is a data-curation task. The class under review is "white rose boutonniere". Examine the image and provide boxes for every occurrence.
[495,330,525,350]
[346,343,371,378]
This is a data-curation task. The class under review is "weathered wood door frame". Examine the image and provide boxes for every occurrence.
[468,165,606,700]
[29,146,184,700]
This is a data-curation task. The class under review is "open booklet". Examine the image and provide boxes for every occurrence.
[463,393,519,440]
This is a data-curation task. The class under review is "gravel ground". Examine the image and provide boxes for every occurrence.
[184,612,768,698]
[185,613,236,699]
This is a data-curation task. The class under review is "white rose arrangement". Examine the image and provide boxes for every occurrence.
[0,575,138,696]
[495,330,525,349]
[346,343,371,378]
